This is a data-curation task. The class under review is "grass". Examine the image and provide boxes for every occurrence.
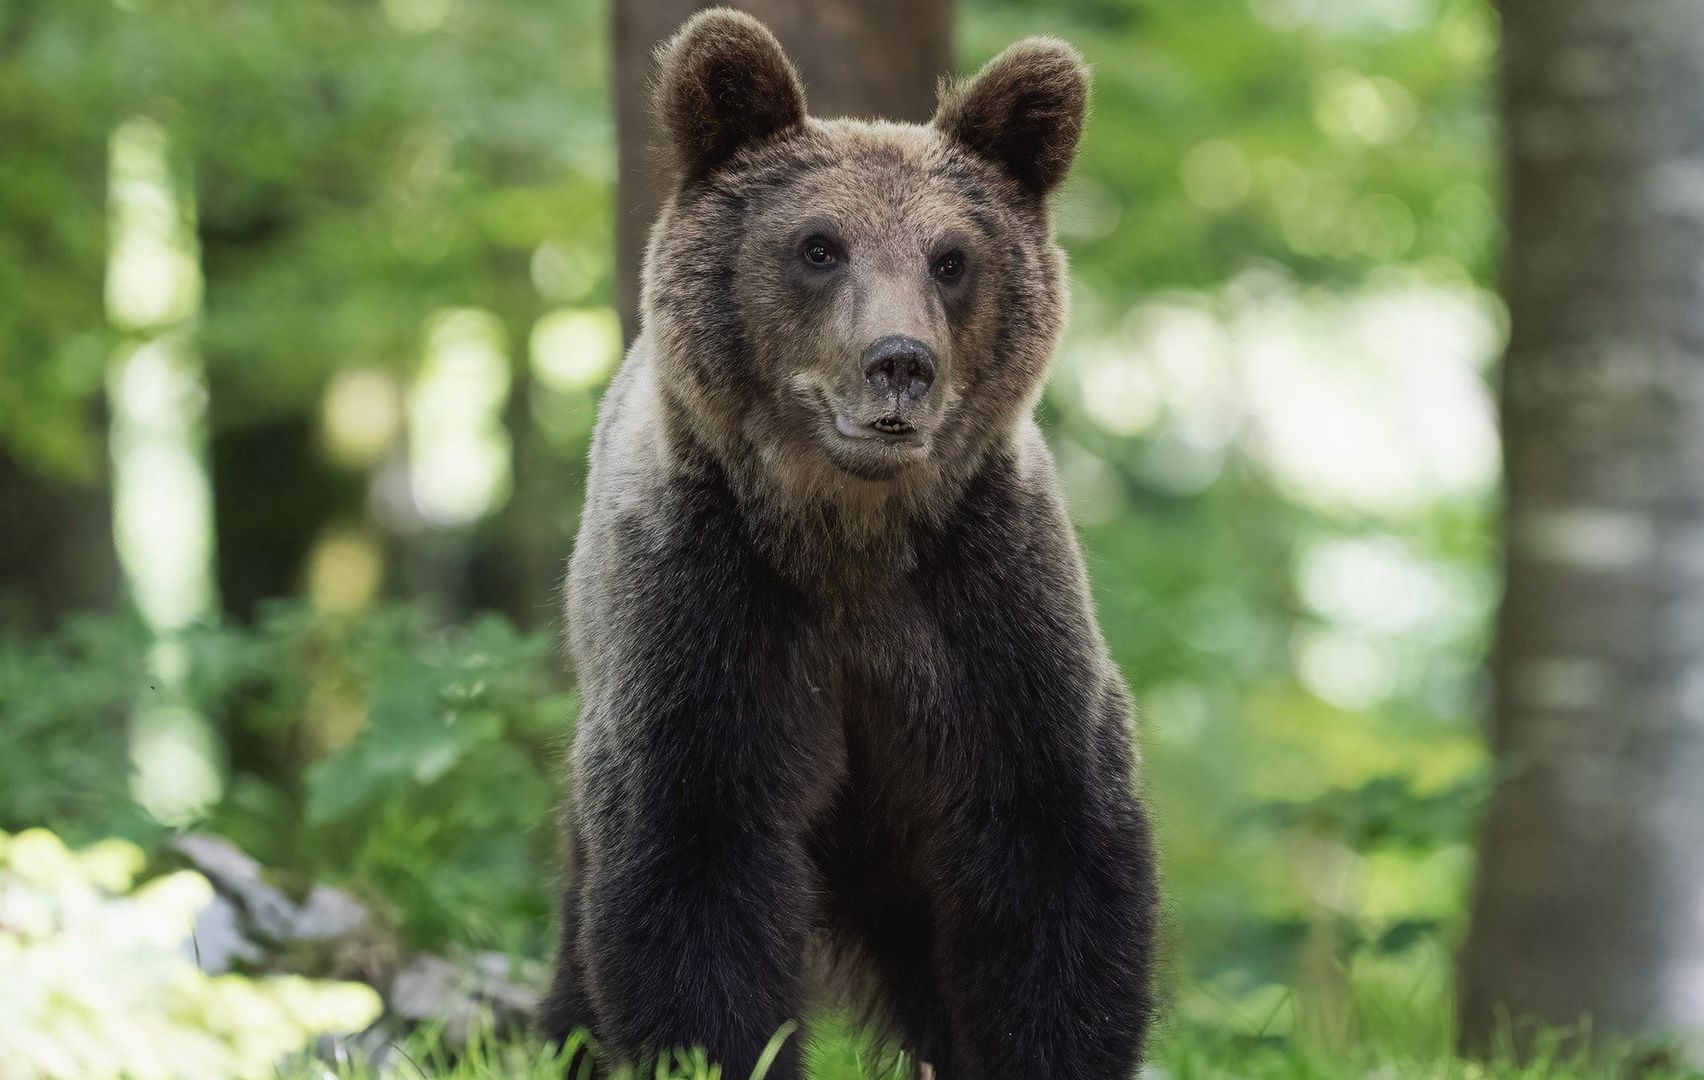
[285,946,1702,1080]
[290,1013,1704,1080]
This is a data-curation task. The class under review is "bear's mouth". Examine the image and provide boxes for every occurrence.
[797,387,932,477]
[833,411,918,441]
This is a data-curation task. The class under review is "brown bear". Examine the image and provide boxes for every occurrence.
[542,10,1158,1079]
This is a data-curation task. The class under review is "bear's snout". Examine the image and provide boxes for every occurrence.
[861,335,937,403]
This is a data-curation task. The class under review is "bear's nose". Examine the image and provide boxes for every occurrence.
[861,335,937,401]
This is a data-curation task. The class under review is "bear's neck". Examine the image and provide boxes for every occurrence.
[660,391,1011,586]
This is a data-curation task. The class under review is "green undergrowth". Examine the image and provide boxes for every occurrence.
[289,1014,1704,1080]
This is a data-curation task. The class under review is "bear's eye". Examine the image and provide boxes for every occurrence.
[933,250,966,282]
[801,236,838,269]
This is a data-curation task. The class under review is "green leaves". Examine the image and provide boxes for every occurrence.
[242,607,571,952]
[0,604,573,954]
[0,612,155,843]
[304,681,488,825]
[1256,773,1490,852]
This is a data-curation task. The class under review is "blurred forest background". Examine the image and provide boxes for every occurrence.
[4,0,1702,1074]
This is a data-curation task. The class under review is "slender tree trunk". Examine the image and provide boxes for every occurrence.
[1461,0,1704,1049]
[0,0,118,635]
[205,402,361,621]
[0,449,118,634]
[196,197,363,622]
[612,0,954,341]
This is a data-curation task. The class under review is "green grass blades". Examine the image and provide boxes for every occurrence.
[283,1013,1704,1080]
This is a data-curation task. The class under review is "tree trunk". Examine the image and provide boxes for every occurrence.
[206,404,362,621]
[0,1,119,635]
[0,449,118,635]
[612,0,954,341]
[195,196,363,622]
[1460,0,1704,1049]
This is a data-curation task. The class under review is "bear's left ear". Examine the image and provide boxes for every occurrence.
[933,38,1089,197]
[654,9,808,185]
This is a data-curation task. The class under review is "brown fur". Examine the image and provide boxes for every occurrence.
[640,20,1088,553]
[545,12,1155,1079]
[653,10,808,183]
[934,38,1090,196]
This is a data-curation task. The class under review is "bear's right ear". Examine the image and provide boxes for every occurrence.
[653,9,807,185]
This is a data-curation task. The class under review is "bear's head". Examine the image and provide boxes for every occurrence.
[644,9,1087,504]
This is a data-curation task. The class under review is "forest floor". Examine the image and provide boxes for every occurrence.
[291,1014,1704,1080]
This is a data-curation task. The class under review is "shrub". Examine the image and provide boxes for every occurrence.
[0,826,382,1080]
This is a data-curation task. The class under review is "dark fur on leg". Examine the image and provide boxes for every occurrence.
[910,455,1160,1077]
[557,469,837,1078]
[540,875,603,1079]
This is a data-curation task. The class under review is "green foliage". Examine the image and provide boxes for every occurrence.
[972,0,1498,295]
[0,826,381,1080]
[1258,773,1489,853]
[2,0,1499,469]
[2,0,1513,1067]
[272,1013,1704,1080]
[0,605,570,955]
[199,604,574,955]
[1154,1026,1704,1080]
[0,0,120,478]
[0,613,157,842]
[2,0,611,466]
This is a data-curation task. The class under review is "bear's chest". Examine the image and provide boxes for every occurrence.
[797,579,957,798]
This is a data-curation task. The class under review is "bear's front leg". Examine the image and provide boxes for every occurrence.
[930,774,1157,1080]
[563,501,834,1079]
[576,798,815,1078]
[911,455,1160,1079]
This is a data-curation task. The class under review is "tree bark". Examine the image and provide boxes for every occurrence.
[1461,0,1704,1049]
[612,0,954,341]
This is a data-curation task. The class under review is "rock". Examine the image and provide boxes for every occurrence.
[292,884,370,943]
[169,834,300,942]
[172,831,542,1067]
[315,1023,405,1073]
[389,955,465,1022]
[171,835,376,954]
[391,955,480,1045]
[474,950,542,1021]
[389,952,540,1046]
[182,892,263,974]
[471,951,512,982]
